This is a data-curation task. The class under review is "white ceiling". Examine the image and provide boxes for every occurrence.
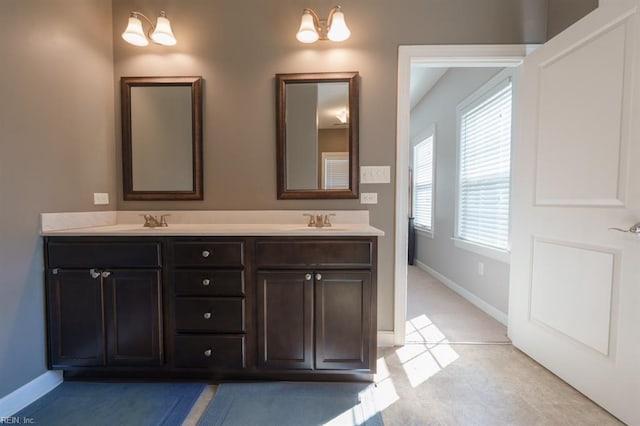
[317,83,349,129]
[410,66,448,110]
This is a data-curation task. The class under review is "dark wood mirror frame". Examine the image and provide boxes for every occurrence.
[276,72,359,199]
[121,76,203,201]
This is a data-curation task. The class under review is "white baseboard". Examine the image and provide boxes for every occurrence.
[415,260,508,326]
[0,371,63,417]
[377,331,395,347]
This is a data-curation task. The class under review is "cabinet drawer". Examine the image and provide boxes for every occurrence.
[47,241,160,268]
[174,270,244,296]
[255,239,373,268]
[175,298,244,332]
[174,335,245,369]
[173,241,244,267]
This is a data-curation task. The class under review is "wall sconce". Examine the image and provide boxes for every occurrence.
[296,6,351,43]
[336,109,348,124]
[122,11,176,47]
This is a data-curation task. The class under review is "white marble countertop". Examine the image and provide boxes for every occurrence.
[40,210,385,237]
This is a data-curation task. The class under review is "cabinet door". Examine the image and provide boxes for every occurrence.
[257,271,313,370]
[315,271,372,370]
[103,270,163,366]
[47,270,105,367]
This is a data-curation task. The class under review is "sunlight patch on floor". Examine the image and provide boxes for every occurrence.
[373,356,400,411]
[399,314,460,387]
[406,314,447,342]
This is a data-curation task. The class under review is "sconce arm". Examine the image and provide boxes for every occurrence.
[326,6,342,28]
[303,8,323,31]
[131,11,155,28]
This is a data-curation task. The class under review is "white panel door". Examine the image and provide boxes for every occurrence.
[509,0,640,423]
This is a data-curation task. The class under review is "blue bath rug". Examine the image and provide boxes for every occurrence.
[13,381,205,426]
[198,382,384,426]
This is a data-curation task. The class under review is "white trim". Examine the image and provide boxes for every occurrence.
[0,371,63,417]
[415,227,434,239]
[415,260,508,326]
[452,238,511,263]
[377,331,395,347]
[395,45,527,346]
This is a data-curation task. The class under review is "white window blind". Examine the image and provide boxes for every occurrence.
[413,135,434,231]
[457,79,512,251]
[322,152,349,189]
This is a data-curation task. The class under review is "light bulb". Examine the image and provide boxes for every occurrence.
[327,7,350,42]
[151,12,176,46]
[122,14,148,46]
[296,10,319,43]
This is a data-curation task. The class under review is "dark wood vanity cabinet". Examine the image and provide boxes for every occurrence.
[170,239,247,371]
[256,238,377,375]
[45,240,163,368]
[44,235,377,380]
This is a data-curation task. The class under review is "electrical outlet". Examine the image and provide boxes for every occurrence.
[361,192,378,204]
[93,193,109,205]
[360,166,391,184]
[477,262,485,276]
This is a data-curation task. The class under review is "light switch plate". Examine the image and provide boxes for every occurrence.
[360,166,391,184]
[93,193,109,205]
[361,192,378,204]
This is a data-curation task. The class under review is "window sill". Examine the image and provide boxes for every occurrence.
[452,237,510,263]
[415,228,433,239]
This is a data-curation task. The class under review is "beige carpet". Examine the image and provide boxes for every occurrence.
[406,265,510,344]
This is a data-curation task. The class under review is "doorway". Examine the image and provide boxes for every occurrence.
[393,45,529,346]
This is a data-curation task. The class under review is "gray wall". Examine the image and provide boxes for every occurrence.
[548,0,598,38]
[0,1,116,398]
[410,68,511,314]
[112,0,554,334]
[0,0,595,400]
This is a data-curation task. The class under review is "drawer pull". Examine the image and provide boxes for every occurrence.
[204,349,212,357]
[315,273,322,281]
[203,312,212,320]
[202,278,211,286]
[305,273,312,281]
[202,250,211,258]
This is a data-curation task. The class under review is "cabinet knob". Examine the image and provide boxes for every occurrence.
[101,271,111,278]
[305,273,312,281]
[90,269,101,279]
[315,273,322,281]
[202,278,211,286]
[204,349,212,357]
[202,250,211,258]
[203,312,212,320]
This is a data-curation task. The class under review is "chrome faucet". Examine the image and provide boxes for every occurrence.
[303,213,335,228]
[142,214,170,228]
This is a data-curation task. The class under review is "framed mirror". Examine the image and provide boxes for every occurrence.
[276,72,359,199]
[121,76,203,200]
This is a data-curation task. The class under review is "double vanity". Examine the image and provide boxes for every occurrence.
[41,211,383,382]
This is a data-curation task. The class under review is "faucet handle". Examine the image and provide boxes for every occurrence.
[142,214,155,227]
[159,214,170,227]
[323,214,336,227]
[303,213,316,227]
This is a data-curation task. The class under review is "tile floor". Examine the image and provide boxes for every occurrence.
[184,266,623,425]
[375,266,622,425]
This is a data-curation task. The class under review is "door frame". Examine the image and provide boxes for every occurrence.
[393,45,532,345]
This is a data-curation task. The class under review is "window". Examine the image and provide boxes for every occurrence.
[456,78,512,254]
[413,129,435,233]
[321,152,349,189]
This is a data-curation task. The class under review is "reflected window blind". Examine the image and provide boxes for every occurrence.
[413,135,434,231]
[324,158,349,189]
[457,79,512,251]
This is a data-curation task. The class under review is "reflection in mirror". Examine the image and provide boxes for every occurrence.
[121,76,203,200]
[276,72,359,199]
